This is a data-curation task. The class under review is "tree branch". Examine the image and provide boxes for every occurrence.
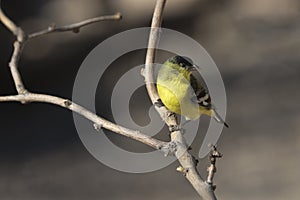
[0,2,27,94]
[144,0,217,199]
[206,145,222,188]
[0,93,167,150]
[9,40,27,95]
[28,13,122,39]
[0,1,170,152]
[0,2,26,41]
[0,1,121,95]
[144,0,165,103]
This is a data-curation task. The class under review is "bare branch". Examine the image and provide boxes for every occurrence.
[206,145,222,188]
[0,1,26,41]
[0,2,168,160]
[9,41,27,95]
[0,93,167,150]
[0,3,16,33]
[0,1,121,95]
[0,1,27,94]
[144,0,217,199]
[28,13,122,39]
[144,0,165,103]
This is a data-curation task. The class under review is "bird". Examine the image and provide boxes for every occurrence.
[156,55,228,127]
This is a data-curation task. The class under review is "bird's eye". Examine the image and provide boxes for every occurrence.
[180,63,185,67]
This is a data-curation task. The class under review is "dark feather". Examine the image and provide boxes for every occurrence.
[169,55,193,68]
[190,73,212,109]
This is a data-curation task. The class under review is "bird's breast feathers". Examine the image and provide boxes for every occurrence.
[157,73,201,119]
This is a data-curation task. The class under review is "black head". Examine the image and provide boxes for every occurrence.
[168,55,195,70]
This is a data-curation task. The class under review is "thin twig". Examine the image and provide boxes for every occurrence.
[206,145,222,187]
[0,93,167,150]
[0,2,27,94]
[9,41,27,95]
[144,0,165,102]
[0,1,121,95]
[0,3,16,33]
[28,13,122,39]
[144,0,217,199]
[0,2,26,42]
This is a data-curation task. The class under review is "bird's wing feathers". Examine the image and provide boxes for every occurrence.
[189,73,212,109]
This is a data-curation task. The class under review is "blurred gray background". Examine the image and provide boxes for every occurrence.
[1,0,300,199]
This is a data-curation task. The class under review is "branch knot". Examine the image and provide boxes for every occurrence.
[63,99,72,107]
[160,141,177,156]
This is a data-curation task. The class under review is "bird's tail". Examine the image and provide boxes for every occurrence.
[212,109,229,128]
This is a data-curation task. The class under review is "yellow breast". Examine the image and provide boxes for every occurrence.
[157,84,181,114]
[156,62,204,120]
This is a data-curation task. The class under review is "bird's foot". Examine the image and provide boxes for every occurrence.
[154,99,164,108]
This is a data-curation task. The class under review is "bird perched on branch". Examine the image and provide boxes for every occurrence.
[156,55,228,127]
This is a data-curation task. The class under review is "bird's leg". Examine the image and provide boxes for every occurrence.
[154,98,164,108]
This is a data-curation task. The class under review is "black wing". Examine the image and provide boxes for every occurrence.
[190,73,212,109]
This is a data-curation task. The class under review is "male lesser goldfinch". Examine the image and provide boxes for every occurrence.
[156,55,228,127]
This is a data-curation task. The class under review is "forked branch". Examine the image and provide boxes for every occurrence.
[143,0,218,199]
[0,2,168,153]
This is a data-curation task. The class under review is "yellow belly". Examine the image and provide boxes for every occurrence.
[156,63,213,120]
[157,84,203,120]
[157,84,181,114]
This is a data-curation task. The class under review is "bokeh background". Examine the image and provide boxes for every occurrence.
[1,0,300,199]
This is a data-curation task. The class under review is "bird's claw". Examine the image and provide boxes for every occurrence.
[154,99,164,108]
